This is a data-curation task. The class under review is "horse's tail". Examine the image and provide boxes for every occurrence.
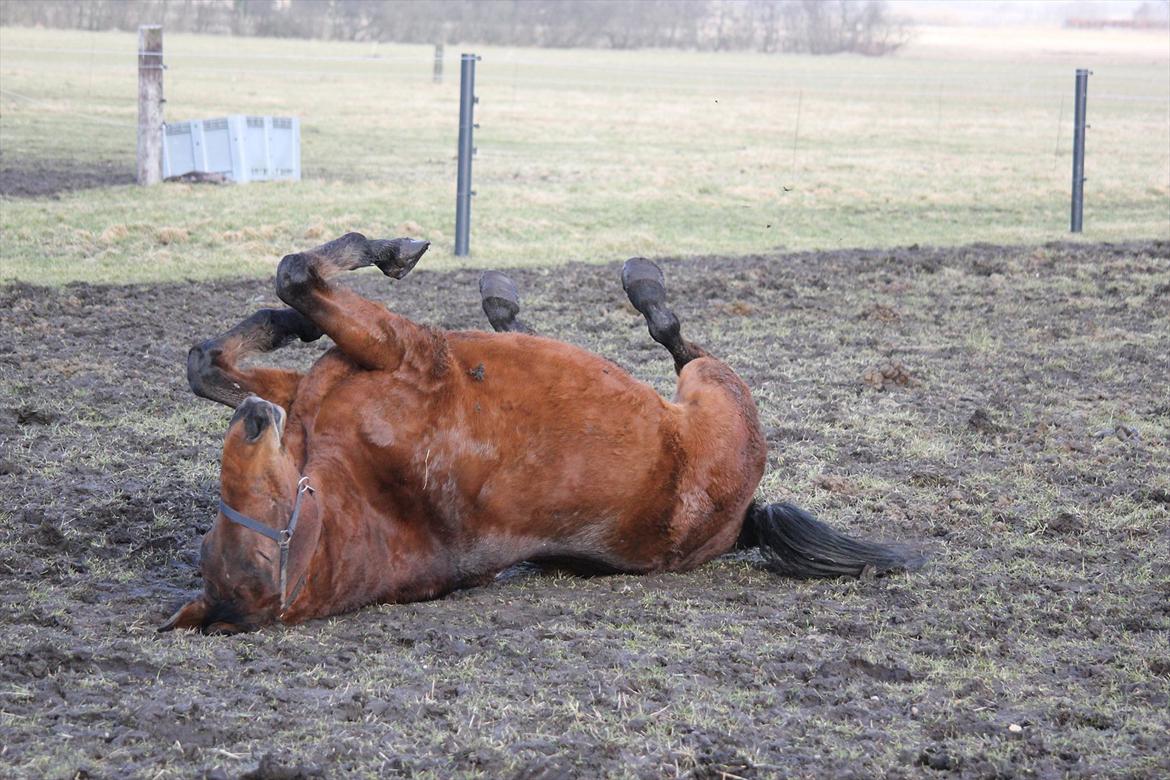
[737,501,925,579]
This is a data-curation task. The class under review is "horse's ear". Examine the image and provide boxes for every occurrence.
[158,596,209,633]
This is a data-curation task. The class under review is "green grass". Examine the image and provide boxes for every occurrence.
[1,26,1167,285]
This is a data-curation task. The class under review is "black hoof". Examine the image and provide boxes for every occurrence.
[621,257,665,290]
[186,341,217,398]
[621,257,668,312]
[622,257,679,345]
[480,270,520,306]
[369,238,430,279]
[480,271,522,332]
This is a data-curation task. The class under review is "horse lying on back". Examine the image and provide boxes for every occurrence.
[161,233,920,634]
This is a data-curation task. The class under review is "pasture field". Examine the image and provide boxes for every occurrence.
[1,240,1168,778]
[1,25,1169,284]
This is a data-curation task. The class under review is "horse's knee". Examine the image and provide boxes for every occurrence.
[275,252,315,307]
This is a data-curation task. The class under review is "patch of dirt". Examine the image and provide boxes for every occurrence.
[813,474,858,495]
[968,407,1008,435]
[1,241,1168,778]
[861,359,918,390]
[0,158,134,198]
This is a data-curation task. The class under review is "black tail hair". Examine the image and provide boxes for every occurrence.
[737,501,924,579]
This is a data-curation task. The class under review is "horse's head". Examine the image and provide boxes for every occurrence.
[160,396,321,634]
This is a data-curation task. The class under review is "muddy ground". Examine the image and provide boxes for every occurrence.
[0,158,135,199]
[1,241,1168,779]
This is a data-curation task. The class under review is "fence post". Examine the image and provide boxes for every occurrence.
[454,53,479,257]
[137,25,164,185]
[1070,68,1090,233]
[433,44,444,83]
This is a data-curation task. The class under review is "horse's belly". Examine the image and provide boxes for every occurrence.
[309,334,757,575]
[477,405,670,512]
[451,386,683,568]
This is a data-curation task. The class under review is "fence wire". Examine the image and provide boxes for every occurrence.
[1,36,1167,191]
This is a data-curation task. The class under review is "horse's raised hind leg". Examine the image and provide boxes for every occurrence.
[275,232,431,372]
[479,271,536,334]
[622,258,708,374]
[188,308,322,409]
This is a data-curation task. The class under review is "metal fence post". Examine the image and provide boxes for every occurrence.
[454,53,479,257]
[433,44,443,83]
[137,25,164,185]
[1070,68,1090,233]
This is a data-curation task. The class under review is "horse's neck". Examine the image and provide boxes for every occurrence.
[307,492,453,613]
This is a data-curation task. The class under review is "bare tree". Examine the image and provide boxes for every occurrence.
[0,0,911,55]
[780,0,910,56]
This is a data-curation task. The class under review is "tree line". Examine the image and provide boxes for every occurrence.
[1,0,911,56]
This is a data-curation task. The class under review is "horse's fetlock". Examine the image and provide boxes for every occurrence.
[272,308,323,343]
[647,308,681,346]
[256,308,280,329]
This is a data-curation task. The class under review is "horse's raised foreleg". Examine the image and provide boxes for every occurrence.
[622,258,708,373]
[275,233,431,372]
[187,308,322,409]
[479,271,536,334]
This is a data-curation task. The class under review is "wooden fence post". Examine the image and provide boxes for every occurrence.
[137,25,164,185]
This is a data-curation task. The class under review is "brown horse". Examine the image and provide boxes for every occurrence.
[161,233,919,634]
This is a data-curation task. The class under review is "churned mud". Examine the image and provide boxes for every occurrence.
[1,241,1168,778]
[0,158,135,198]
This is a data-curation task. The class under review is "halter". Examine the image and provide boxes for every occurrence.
[218,476,316,613]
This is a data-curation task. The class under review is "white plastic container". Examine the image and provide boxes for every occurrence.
[163,115,301,182]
